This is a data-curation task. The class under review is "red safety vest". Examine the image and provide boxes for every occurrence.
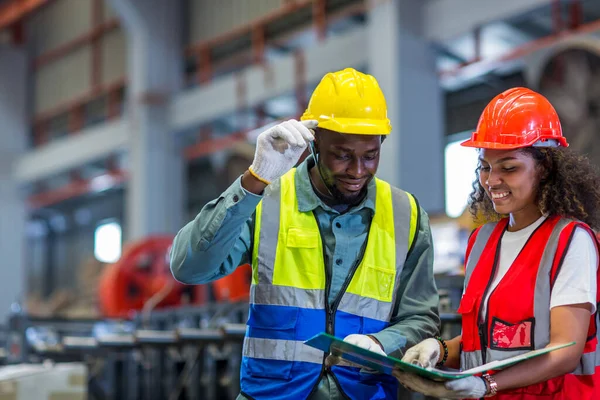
[458,216,600,399]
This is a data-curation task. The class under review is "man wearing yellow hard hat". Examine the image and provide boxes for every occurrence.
[170,68,440,399]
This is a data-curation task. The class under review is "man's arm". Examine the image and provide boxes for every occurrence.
[170,119,316,285]
[371,208,441,357]
[170,174,262,284]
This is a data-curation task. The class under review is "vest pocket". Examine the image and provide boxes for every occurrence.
[247,305,299,330]
[245,305,299,380]
[361,265,395,302]
[275,227,325,289]
[286,228,319,248]
[456,293,478,350]
[490,316,535,350]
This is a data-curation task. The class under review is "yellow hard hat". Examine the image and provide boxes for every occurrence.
[301,68,392,135]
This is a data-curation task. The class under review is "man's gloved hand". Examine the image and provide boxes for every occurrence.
[325,334,386,369]
[393,371,488,399]
[248,119,317,184]
[401,338,441,368]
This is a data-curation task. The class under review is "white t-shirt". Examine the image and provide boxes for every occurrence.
[480,215,598,321]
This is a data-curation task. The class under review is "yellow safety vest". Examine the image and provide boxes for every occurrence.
[241,168,418,400]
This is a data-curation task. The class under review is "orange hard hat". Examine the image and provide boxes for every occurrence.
[461,87,568,149]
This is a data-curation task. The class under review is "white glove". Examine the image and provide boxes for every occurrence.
[344,334,386,355]
[248,119,317,184]
[401,338,441,368]
[325,334,386,369]
[394,371,488,399]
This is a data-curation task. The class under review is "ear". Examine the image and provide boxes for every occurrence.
[536,158,551,183]
[313,133,321,154]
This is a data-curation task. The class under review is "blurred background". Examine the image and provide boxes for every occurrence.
[0,0,599,398]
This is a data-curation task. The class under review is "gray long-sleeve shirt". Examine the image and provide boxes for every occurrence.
[170,157,441,398]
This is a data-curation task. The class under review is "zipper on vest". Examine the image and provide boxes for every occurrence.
[478,323,487,364]
[324,240,367,337]
[326,304,334,334]
[325,251,367,399]
[325,254,335,336]
[476,238,503,365]
[306,254,334,399]
[310,242,367,399]
[329,239,368,336]
[332,257,362,318]
[306,256,337,399]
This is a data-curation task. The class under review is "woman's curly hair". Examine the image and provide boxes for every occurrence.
[468,147,600,230]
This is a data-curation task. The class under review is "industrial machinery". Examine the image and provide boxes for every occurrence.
[4,305,248,400]
[97,235,211,319]
[524,34,600,167]
[1,225,255,400]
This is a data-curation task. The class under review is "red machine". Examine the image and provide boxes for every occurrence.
[98,235,201,318]
[212,263,252,302]
[98,236,251,319]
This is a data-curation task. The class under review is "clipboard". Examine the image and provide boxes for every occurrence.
[304,332,575,381]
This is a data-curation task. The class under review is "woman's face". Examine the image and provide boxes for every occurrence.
[478,148,541,217]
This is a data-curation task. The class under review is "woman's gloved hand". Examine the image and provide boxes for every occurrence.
[394,371,488,399]
[248,119,317,184]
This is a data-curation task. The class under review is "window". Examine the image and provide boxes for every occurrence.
[94,221,122,263]
[444,135,480,218]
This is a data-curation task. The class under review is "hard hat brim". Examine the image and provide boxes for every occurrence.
[460,136,569,149]
[460,139,524,149]
[302,115,391,135]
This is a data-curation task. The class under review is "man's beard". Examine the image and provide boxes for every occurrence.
[313,158,371,206]
[326,175,371,206]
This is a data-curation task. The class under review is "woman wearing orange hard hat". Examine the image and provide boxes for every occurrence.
[394,87,600,399]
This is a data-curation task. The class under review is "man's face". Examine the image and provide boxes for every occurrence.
[314,129,382,203]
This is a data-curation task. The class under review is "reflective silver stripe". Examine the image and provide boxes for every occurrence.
[463,349,546,370]
[582,224,600,373]
[461,350,483,370]
[243,337,323,364]
[254,179,282,289]
[388,186,412,320]
[250,284,324,309]
[464,223,496,288]
[532,218,571,350]
[337,292,392,322]
[488,348,529,363]
[573,351,597,375]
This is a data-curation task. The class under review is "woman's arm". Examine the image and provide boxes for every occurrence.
[492,303,591,391]
[442,335,462,370]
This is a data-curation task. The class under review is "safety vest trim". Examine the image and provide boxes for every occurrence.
[243,337,324,364]
[250,284,324,309]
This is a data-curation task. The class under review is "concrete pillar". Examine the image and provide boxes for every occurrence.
[108,0,185,240]
[0,46,27,322]
[368,0,445,213]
